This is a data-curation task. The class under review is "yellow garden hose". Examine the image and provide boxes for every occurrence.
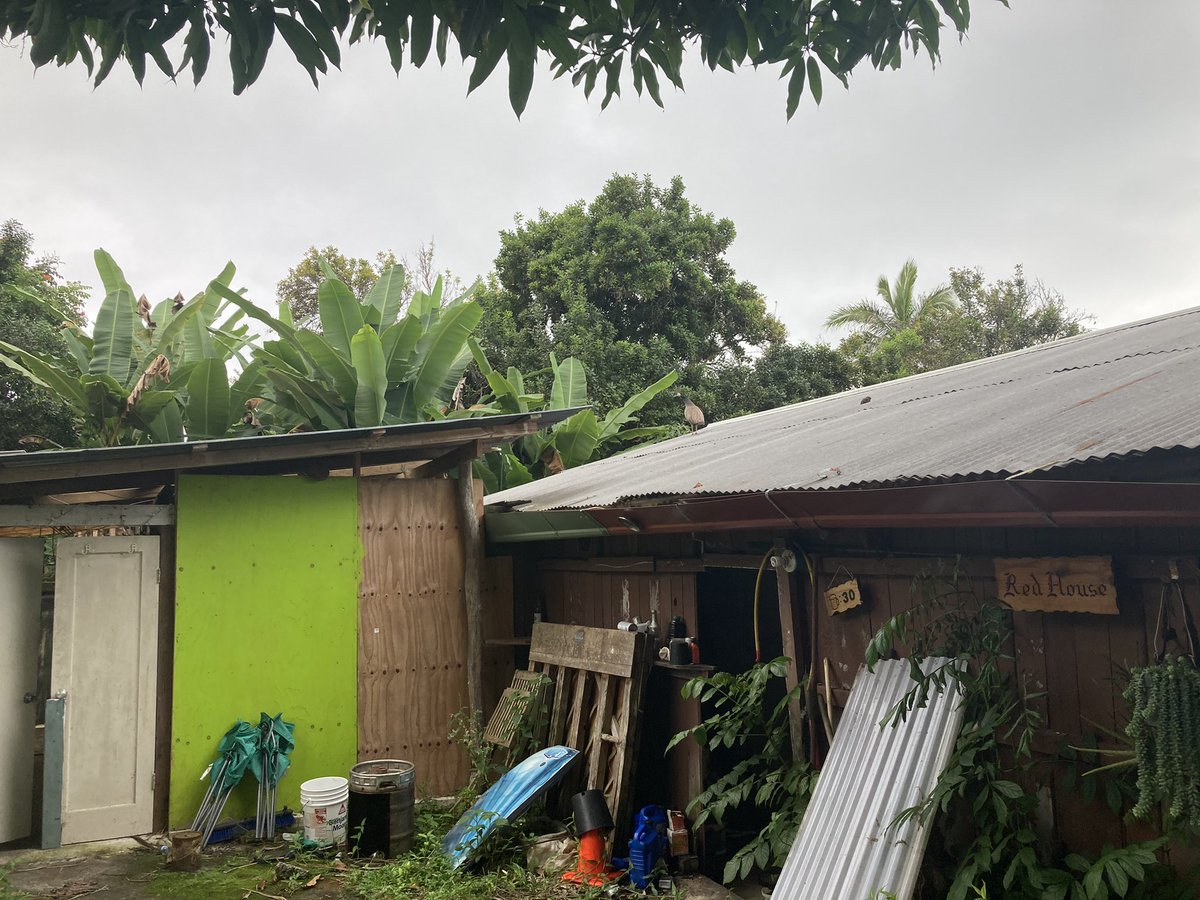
[752,548,773,664]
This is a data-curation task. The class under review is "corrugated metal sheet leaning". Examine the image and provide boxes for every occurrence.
[487,306,1200,512]
[773,658,965,900]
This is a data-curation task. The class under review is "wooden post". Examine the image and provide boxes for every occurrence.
[457,462,484,721]
[774,548,808,762]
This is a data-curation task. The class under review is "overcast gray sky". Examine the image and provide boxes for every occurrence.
[2,0,1198,343]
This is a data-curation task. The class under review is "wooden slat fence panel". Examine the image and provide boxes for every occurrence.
[358,477,470,797]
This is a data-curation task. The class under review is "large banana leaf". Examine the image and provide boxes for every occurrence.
[80,374,129,434]
[363,264,406,330]
[408,289,436,327]
[89,287,138,383]
[550,356,587,410]
[208,282,322,374]
[391,300,482,421]
[61,326,93,374]
[317,276,366,359]
[554,409,601,468]
[597,371,679,442]
[126,391,180,434]
[229,359,267,411]
[0,343,89,406]
[475,448,534,494]
[186,358,232,439]
[261,339,310,379]
[380,317,423,383]
[180,307,216,364]
[151,292,209,365]
[204,262,237,317]
[262,368,348,430]
[93,248,131,294]
[350,325,387,427]
[144,398,185,443]
[296,331,357,404]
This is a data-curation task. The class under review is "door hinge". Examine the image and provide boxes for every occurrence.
[156,567,161,585]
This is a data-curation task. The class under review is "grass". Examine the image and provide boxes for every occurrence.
[0,862,29,900]
[348,799,619,900]
[146,856,271,899]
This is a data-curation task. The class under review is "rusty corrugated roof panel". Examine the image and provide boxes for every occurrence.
[775,658,965,900]
[487,307,1200,512]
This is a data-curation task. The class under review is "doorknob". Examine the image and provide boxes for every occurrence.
[23,692,37,704]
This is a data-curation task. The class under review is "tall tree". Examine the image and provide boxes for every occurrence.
[3,0,995,117]
[475,174,784,426]
[836,263,1091,386]
[943,265,1089,359]
[276,246,398,328]
[0,220,88,449]
[825,258,956,339]
[276,242,459,328]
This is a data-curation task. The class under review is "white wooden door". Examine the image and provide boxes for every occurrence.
[52,537,159,844]
[0,539,43,844]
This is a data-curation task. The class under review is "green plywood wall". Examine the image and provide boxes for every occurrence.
[170,475,360,826]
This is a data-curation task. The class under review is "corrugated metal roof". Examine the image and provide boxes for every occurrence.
[775,658,965,900]
[487,307,1200,511]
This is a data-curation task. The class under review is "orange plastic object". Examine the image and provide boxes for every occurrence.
[562,830,618,886]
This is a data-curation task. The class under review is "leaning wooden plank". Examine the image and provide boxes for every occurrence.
[774,658,965,900]
[586,673,613,790]
[607,635,650,831]
[529,622,639,678]
[546,666,570,745]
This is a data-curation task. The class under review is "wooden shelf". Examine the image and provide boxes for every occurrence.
[485,637,532,647]
[653,660,715,675]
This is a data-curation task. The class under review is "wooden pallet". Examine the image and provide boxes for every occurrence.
[483,670,551,749]
[527,623,651,834]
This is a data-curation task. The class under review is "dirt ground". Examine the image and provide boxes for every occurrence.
[0,839,349,900]
[1,840,752,900]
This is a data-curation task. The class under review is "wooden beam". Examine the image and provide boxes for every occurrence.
[457,463,485,720]
[0,504,174,527]
[774,547,808,762]
[412,440,485,479]
[152,527,176,833]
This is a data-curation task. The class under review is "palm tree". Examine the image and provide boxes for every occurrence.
[825,258,956,338]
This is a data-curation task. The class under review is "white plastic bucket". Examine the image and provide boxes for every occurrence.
[300,776,349,846]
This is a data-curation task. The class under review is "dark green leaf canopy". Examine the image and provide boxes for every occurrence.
[3,0,995,117]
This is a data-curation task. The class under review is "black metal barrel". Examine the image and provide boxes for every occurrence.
[348,760,415,858]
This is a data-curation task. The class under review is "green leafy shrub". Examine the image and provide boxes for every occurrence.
[667,657,816,884]
[867,563,1195,900]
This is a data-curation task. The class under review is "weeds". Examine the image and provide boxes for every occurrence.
[867,561,1198,900]
[668,656,817,884]
[0,862,29,900]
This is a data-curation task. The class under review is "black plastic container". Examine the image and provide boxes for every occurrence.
[571,789,614,835]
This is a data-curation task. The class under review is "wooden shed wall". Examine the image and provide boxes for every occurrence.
[497,525,1200,857]
[358,478,477,797]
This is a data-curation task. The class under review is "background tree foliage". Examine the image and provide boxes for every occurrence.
[1,0,994,117]
[475,173,786,427]
[0,220,88,449]
[276,245,397,328]
[276,241,459,328]
[836,263,1091,385]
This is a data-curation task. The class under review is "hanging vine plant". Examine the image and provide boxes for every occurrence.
[1125,654,1200,831]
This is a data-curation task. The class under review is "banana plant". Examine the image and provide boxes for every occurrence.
[0,249,254,445]
[210,265,484,431]
[469,342,679,492]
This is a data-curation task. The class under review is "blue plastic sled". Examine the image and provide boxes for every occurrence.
[442,745,579,869]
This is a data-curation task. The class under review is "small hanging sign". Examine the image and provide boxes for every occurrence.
[824,577,863,616]
[994,556,1118,614]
